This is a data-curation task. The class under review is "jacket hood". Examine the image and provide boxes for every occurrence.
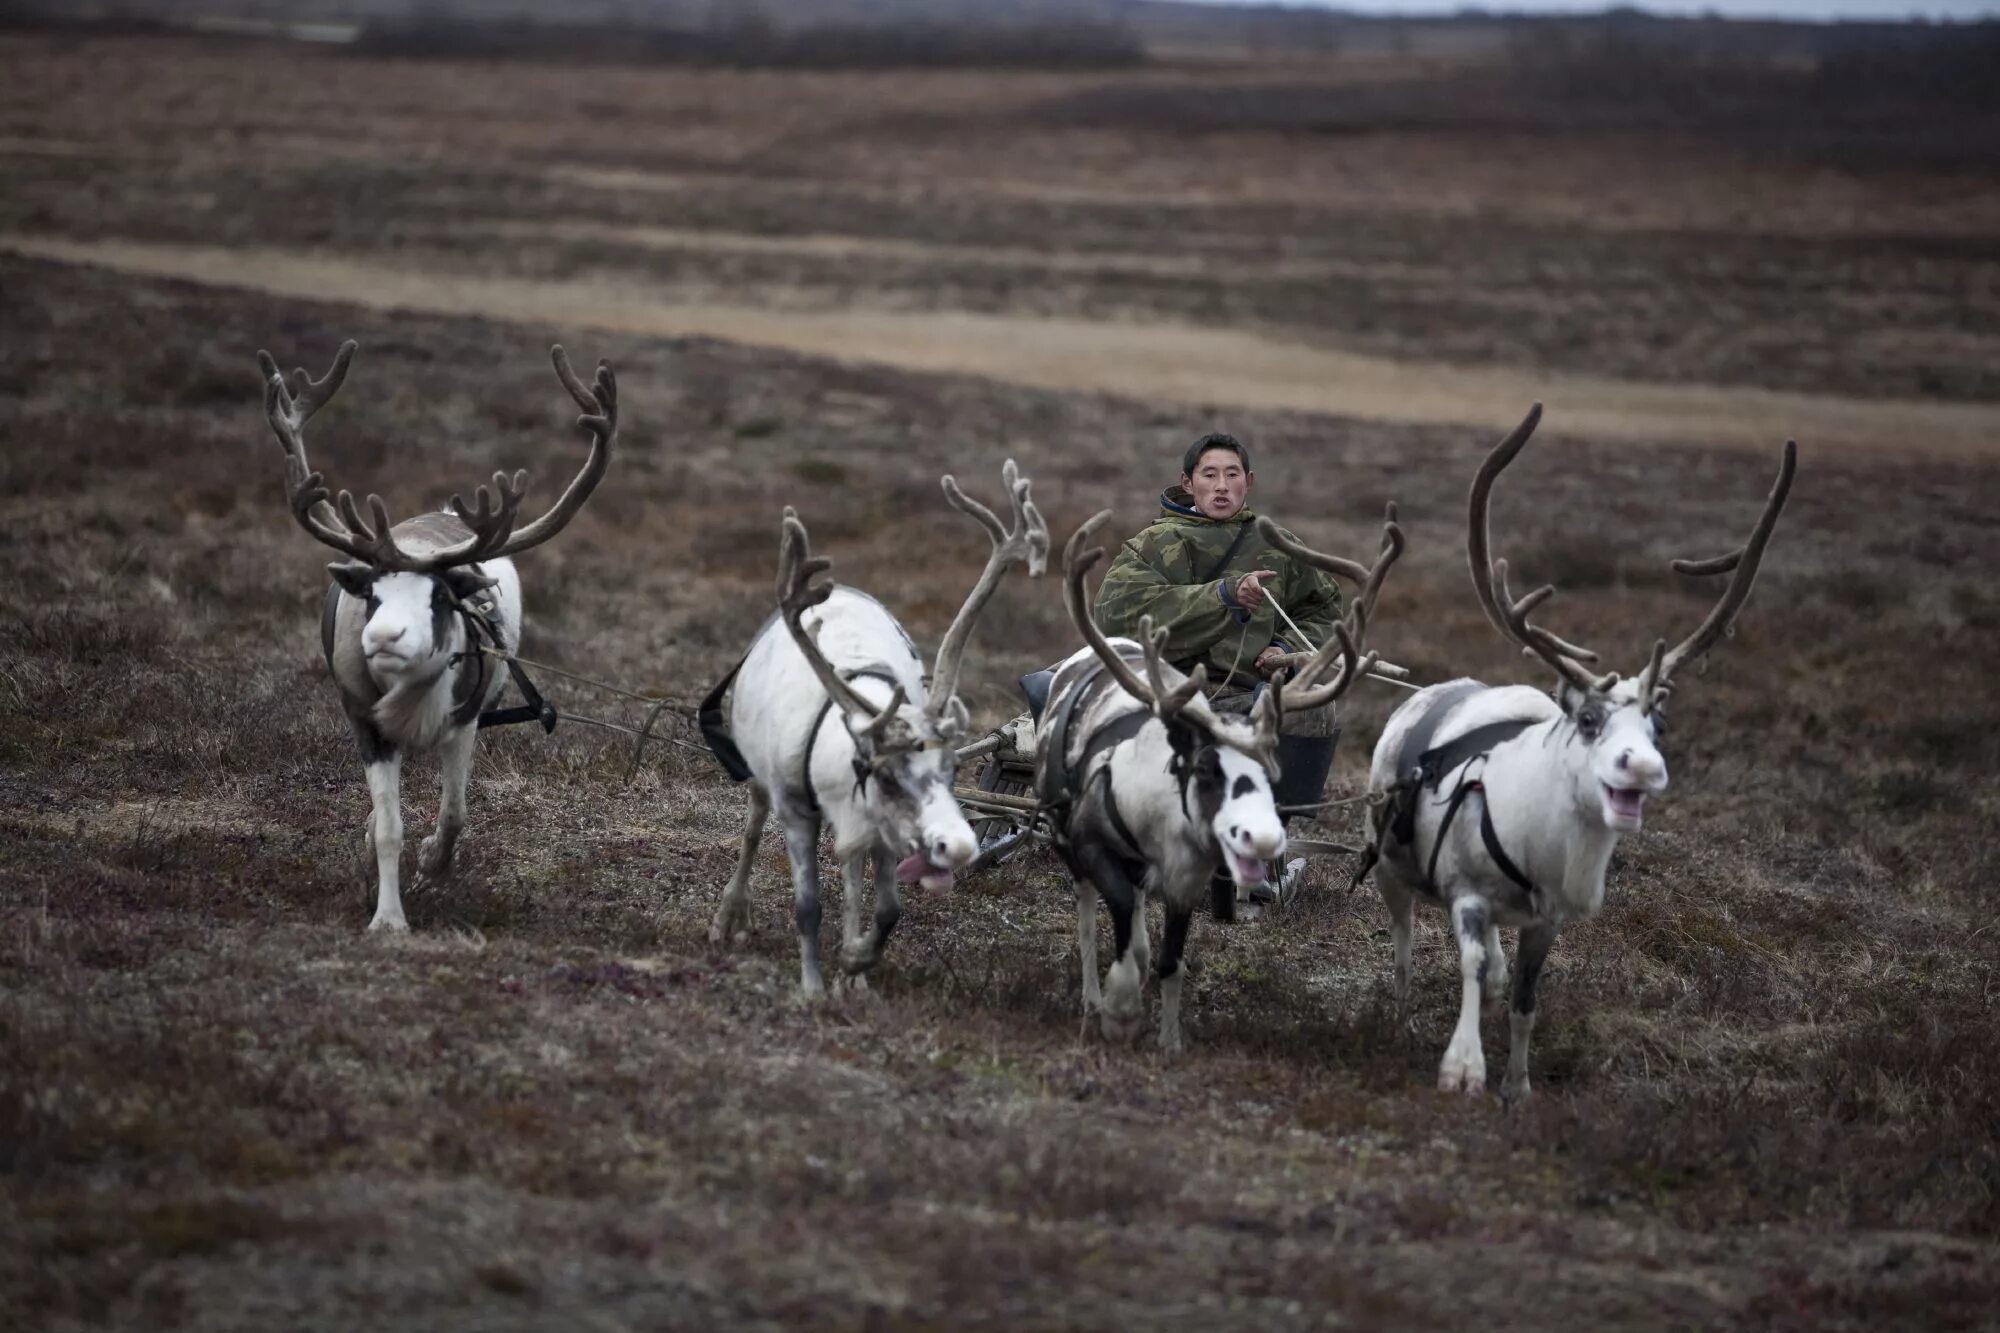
[1160,485,1255,524]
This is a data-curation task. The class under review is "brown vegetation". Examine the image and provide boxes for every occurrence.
[2,28,1999,1331]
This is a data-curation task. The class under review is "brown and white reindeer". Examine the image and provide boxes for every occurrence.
[1364,404,1795,1098]
[258,339,617,932]
[1043,506,1402,1052]
[708,462,1048,1000]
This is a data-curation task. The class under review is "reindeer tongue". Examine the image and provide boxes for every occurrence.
[896,854,957,890]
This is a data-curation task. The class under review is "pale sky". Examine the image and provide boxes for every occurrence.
[1193,0,1996,17]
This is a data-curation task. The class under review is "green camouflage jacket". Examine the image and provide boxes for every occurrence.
[1092,487,1343,685]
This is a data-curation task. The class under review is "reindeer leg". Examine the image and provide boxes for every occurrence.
[1503,922,1556,1104]
[1080,845,1145,1044]
[842,849,901,979]
[1377,871,1415,1021]
[837,849,869,967]
[1483,921,1510,1003]
[710,784,769,945]
[1129,883,1152,978]
[419,724,476,877]
[1156,901,1195,1057]
[1439,895,1490,1094]
[1074,873,1102,1015]
[782,812,828,1001]
[363,752,407,934]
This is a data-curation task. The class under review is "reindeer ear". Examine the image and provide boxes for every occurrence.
[441,566,500,602]
[327,562,375,598]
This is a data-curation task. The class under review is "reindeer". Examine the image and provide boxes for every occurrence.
[1045,506,1402,1053]
[1364,404,1795,1098]
[258,339,617,933]
[708,462,1048,1000]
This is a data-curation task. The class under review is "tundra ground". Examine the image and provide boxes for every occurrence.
[2,33,1998,1331]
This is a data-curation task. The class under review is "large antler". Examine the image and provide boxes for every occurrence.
[257,342,615,573]
[1467,404,1616,694]
[1063,512,1207,719]
[259,340,387,564]
[467,346,616,562]
[927,458,1050,715]
[776,508,908,743]
[1255,502,1405,710]
[1635,440,1797,712]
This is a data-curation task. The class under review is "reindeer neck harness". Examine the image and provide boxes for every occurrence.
[795,664,909,817]
[447,592,557,733]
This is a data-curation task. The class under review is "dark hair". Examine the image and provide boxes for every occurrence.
[1182,432,1251,477]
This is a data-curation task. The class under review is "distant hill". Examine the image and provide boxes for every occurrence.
[5,0,1987,67]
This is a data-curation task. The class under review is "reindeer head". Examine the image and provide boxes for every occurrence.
[1467,404,1796,833]
[258,340,617,687]
[776,463,1046,890]
[1064,510,1401,889]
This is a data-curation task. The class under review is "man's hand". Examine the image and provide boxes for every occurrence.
[1254,645,1289,678]
[1232,569,1272,610]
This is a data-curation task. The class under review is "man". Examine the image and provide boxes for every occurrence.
[1094,432,1341,693]
[1093,432,1343,913]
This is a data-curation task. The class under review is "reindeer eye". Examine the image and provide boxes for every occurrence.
[1576,702,1606,740]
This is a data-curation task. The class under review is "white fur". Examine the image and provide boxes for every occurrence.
[334,556,521,934]
[712,588,978,998]
[1368,675,1668,1097]
[1049,640,1287,1053]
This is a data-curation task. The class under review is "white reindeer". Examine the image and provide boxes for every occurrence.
[708,462,1049,999]
[1364,404,1795,1098]
[258,339,617,933]
[1044,507,1402,1052]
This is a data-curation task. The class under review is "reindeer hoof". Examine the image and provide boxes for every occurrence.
[367,912,410,935]
[708,899,750,946]
[1501,1075,1533,1105]
[1100,1006,1145,1045]
[1438,1055,1487,1096]
[1157,1028,1184,1058]
[840,942,880,976]
[418,833,457,877]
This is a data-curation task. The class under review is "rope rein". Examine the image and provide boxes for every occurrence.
[468,642,706,783]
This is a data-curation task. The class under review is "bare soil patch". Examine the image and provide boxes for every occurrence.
[8,232,1998,461]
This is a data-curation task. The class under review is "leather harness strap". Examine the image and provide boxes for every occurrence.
[796,665,906,818]
[1039,652,1155,867]
[1367,682,1544,904]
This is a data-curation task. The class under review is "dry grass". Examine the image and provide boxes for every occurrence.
[3,31,2000,1331]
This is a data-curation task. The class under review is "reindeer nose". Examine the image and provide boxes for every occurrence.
[934,831,974,868]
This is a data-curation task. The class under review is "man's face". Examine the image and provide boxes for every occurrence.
[1182,448,1252,520]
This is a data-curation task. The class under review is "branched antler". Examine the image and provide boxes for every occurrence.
[927,459,1050,716]
[1635,440,1797,711]
[1255,502,1404,709]
[777,507,907,729]
[1467,404,1618,695]
[258,341,616,573]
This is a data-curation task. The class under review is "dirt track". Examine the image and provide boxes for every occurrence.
[7,232,1996,459]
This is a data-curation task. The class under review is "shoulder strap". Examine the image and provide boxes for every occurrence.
[1418,718,1538,790]
[1199,520,1259,584]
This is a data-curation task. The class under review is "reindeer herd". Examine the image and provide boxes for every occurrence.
[258,339,1796,1097]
